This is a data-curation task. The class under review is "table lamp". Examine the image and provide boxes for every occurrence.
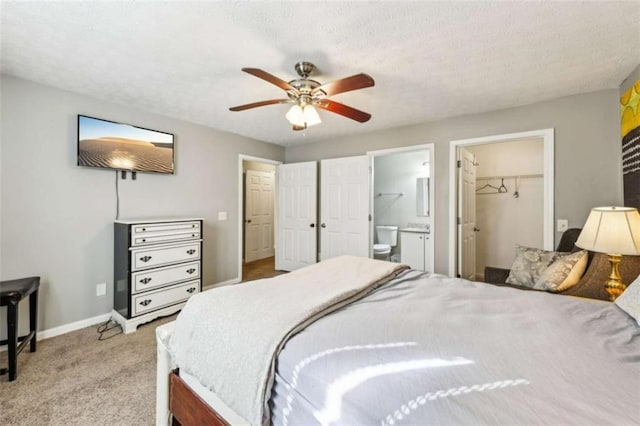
[575,206,640,301]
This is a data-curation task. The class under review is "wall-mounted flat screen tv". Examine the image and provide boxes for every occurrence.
[77,115,174,174]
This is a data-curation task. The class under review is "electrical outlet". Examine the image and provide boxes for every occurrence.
[218,211,227,221]
[96,282,107,297]
[557,219,569,232]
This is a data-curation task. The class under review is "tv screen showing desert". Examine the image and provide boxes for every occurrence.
[78,116,174,174]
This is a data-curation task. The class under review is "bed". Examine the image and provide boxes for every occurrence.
[156,256,640,425]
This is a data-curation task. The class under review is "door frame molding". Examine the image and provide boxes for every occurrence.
[238,154,282,282]
[447,128,555,277]
[367,143,435,271]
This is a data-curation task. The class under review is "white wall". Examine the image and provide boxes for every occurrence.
[0,75,284,335]
[468,139,544,275]
[286,89,622,275]
[373,151,429,248]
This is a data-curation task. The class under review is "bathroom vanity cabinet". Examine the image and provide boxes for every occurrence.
[400,230,430,272]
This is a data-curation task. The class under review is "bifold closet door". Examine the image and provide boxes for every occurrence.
[276,162,318,271]
[320,156,370,260]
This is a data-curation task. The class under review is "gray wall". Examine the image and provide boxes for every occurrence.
[286,89,622,274]
[0,75,284,334]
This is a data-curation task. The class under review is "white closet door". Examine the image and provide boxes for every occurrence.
[458,148,477,280]
[320,156,370,260]
[276,162,318,271]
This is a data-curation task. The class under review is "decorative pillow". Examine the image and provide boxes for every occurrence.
[615,274,640,326]
[505,245,570,288]
[536,250,588,292]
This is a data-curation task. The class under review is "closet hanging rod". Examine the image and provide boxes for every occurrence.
[376,192,404,197]
[476,174,542,180]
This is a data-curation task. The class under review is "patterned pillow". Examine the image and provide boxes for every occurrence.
[615,274,640,325]
[505,245,570,289]
[536,250,588,292]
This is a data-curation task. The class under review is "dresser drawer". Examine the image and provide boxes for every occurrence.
[131,221,201,246]
[132,280,200,317]
[131,261,200,294]
[131,242,200,271]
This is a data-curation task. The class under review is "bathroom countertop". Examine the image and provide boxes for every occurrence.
[400,227,430,234]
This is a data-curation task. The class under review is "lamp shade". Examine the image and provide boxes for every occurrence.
[303,105,321,127]
[575,207,640,256]
[285,104,305,127]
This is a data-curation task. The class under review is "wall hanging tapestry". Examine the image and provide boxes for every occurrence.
[621,79,640,209]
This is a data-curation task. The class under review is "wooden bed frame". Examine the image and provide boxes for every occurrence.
[169,369,229,426]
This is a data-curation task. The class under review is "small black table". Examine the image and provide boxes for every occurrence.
[0,276,40,381]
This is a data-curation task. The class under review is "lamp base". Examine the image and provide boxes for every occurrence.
[604,254,626,302]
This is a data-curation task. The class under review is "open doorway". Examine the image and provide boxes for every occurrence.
[368,144,435,272]
[238,155,283,282]
[448,129,554,279]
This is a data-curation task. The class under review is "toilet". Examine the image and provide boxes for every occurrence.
[373,225,398,260]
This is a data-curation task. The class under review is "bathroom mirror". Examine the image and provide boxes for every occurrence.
[416,177,429,217]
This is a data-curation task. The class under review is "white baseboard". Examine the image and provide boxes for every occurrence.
[1,278,242,352]
[0,312,111,352]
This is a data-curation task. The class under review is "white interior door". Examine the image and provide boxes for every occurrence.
[244,170,275,263]
[276,162,317,271]
[320,156,370,260]
[458,148,477,280]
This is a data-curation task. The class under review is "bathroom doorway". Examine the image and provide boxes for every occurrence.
[367,144,435,272]
[238,155,282,282]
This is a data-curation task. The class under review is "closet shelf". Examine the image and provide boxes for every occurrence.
[476,174,542,180]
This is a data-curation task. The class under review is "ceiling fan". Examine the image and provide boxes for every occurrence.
[229,62,374,131]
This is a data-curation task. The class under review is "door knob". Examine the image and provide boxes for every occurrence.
[473,227,480,232]
[310,223,315,228]
[246,219,252,223]
[320,223,326,228]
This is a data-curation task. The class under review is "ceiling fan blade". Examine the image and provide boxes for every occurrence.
[242,68,299,94]
[316,99,371,123]
[292,124,306,131]
[312,73,374,97]
[229,99,290,111]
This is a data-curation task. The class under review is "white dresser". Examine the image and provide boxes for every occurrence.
[112,218,203,333]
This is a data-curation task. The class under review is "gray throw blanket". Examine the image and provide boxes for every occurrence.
[168,255,408,425]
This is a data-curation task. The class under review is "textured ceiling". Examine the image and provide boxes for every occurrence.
[1,1,639,146]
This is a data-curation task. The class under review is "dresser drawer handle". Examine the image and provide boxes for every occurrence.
[139,299,152,306]
[142,238,146,242]
[192,224,196,228]
[191,234,196,237]
[186,287,196,294]
[140,256,152,262]
[140,277,152,284]
[186,249,196,255]
[186,268,196,274]
[142,228,146,231]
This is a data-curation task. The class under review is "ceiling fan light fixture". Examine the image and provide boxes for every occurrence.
[303,105,321,127]
[286,104,321,128]
[286,104,305,127]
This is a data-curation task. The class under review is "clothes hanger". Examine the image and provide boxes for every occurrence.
[498,178,508,193]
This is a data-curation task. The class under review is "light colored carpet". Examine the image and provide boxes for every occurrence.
[0,314,176,426]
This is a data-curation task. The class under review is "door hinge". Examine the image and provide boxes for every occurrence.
[457,217,461,225]
[368,214,372,222]
[368,166,372,173]
[457,160,461,168]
